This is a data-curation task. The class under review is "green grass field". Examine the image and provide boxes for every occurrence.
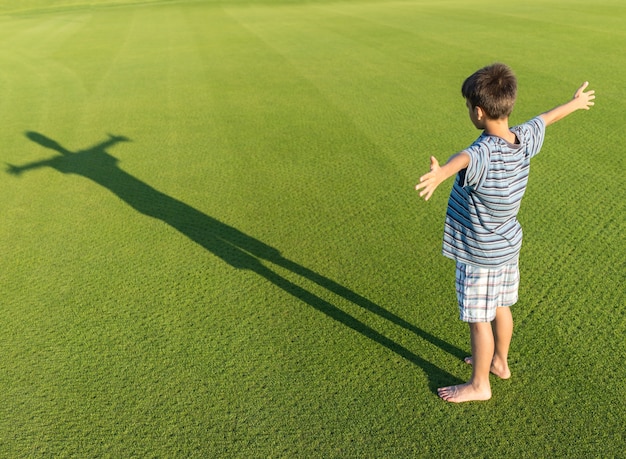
[0,0,624,456]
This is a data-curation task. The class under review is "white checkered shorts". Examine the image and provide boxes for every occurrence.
[455,261,519,323]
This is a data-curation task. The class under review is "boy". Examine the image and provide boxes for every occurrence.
[415,63,595,403]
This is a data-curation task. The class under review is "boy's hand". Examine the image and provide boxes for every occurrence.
[541,81,595,126]
[415,156,443,201]
[573,81,595,110]
[415,152,470,201]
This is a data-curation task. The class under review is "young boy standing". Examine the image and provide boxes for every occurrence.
[415,63,595,403]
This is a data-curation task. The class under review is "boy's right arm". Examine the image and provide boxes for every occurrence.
[539,81,595,126]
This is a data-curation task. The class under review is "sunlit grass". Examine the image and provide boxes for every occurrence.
[0,0,624,456]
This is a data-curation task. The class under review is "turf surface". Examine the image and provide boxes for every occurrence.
[0,0,624,456]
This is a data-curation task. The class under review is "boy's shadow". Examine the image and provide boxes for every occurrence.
[8,132,465,392]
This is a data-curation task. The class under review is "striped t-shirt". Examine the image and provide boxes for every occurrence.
[442,116,546,268]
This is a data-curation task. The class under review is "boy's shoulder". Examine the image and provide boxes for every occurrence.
[466,132,508,154]
[512,116,546,155]
[511,116,546,139]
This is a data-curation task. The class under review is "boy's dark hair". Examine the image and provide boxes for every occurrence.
[462,63,517,119]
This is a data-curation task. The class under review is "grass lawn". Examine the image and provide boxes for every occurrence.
[0,0,624,456]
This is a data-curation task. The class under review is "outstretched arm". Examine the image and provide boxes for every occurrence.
[540,82,595,126]
[415,152,470,201]
[6,157,58,176]
[98,134,130,150]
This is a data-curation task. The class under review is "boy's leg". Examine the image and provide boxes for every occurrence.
[491,306,512,379]
[464,306,513,379]
[438,321,493,403]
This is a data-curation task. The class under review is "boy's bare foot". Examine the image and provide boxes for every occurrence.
[463,356,511,379]
[437,383,491,403]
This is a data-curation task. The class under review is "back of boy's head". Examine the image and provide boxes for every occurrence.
[462,63,517,119]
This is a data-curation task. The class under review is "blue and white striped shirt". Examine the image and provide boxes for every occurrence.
[443,116,546,268]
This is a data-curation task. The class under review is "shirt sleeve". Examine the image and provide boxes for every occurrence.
[462,139,490,190]
[518,116,546,159]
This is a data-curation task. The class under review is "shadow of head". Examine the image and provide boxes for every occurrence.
[25,131,67,152]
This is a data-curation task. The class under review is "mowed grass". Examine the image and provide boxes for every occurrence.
[0,0,624,456]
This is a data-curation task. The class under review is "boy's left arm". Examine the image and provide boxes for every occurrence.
[415,152,470,201]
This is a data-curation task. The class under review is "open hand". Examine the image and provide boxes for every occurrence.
[573,81,595,110]
[415,156,442,201]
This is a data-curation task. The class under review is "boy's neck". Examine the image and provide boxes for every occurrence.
[483,117,517,144]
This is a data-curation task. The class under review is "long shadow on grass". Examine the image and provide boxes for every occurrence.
[9,132,465,392]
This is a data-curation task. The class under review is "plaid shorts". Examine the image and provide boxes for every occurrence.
[455,261,519,323]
